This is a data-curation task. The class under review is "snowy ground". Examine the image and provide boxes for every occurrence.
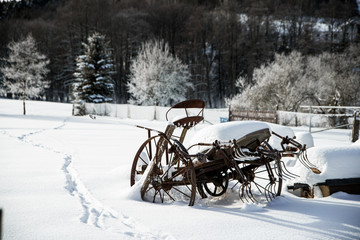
[0,99,359,240]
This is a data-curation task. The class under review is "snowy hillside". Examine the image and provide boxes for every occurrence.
[0,99,359,240]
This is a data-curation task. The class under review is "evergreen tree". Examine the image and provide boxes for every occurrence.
[1,34,49,115]
[73,32,115,104]
[128,39,192,106]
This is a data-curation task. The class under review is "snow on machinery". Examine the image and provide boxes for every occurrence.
[130,100,321,206]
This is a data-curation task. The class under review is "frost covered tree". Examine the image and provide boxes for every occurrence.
[229,51,310,111]
[1,34,49,115]
[307,46,360,108]
[128,40,193,106]
[73,32,115,104]
[228,45,360,112]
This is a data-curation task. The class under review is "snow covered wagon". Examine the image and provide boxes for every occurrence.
[130,100,320,206]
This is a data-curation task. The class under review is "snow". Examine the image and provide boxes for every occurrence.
[295,132,314,148]
[289,145,360,186]
[188,121,270,152]
[1,99,359,240]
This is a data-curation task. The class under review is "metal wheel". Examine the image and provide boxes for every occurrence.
[130,135,161,186]
[203,171,229,197]
[133,136,197,206]
[141,142,197,205]
[236,157,283,203]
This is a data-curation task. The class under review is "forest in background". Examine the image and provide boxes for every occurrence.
[0,0,359,107]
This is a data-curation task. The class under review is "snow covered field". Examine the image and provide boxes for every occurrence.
[0,99,359,240]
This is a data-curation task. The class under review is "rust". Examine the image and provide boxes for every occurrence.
[130,100,321,206]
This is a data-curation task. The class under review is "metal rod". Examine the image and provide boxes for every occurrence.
[300,105,360,109]
[311,123,352,134]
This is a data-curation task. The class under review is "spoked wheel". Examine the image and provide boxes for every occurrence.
[142,156,197,205]
[130,135,161,186]
[137,137,197,206]
[203,171,229,197]
[236,157,283,203]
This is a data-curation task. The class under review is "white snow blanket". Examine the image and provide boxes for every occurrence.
[188,121,297,152]
[1,99,360,240]
[189,121,270,143]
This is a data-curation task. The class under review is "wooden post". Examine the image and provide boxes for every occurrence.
[0,209,2,240]
[23,99,26,115]
[352,111,359,143]
[309,106,312,133]
[228,106,231,121]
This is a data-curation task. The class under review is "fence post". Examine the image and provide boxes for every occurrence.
[154,106,157,121]
[0,209,2,240]
[228,106,232,121]
[352,111,359,143]
[309,106,312,133]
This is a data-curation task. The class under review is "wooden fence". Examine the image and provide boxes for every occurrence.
[229,109,277,124]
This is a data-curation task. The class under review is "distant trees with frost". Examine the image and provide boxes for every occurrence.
[127,40,193,106]
[0,34,49,115]
[1,1,358,106]
[73,32,115,104]
[228,44,360,111]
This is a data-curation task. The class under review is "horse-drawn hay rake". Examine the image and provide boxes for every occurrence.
[130,100,320,206]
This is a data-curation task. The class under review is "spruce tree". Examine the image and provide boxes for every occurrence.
[73,32,115,104]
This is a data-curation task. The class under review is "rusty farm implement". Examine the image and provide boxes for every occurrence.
[130,100,320,206]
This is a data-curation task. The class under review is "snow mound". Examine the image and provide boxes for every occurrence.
[190,121,270,144]
[188,121,270,153]
[267,123,295,150]
[290,145,360,186]
[295,132,314,148]
[188,121,296,152]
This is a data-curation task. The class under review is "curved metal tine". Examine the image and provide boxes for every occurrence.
[298,151,313,169]
[280,161,300,179]
[298,152,312,170]
[245,184,255,203]
[301,152,321,174]
[233,146,241,158]
[239,185,245,203]
[254,181,273,202]
[240,184,252,203]
[273,161,294,180]
[269,184,276,201]
[247,184,257,203]
[272,161,282,179]
[302,151,319,169]
[239,147,248,157]
[233,147,245,159]
[300,151,312,167]
[271,184,277,199]
[265,183,276,202]
[260,181,276,202]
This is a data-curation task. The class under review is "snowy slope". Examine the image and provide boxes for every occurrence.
[0,99,359,240]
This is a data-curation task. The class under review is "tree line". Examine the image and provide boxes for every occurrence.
[0,0,359,108]
[229,45,360,112]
